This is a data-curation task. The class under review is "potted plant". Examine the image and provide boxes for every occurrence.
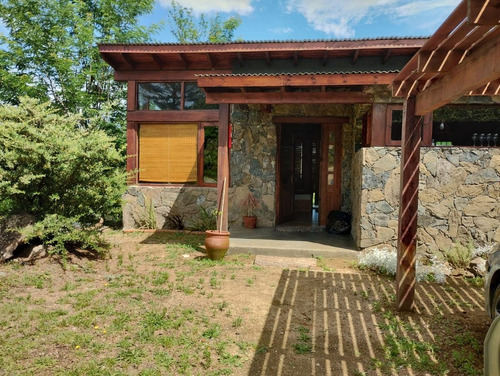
[240,192,259,229]
[204,179,230,260]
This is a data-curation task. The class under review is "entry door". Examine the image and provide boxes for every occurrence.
[319,123,343,225]
[277,124,294,223]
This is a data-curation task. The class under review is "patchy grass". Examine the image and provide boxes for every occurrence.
[0,230,489,375]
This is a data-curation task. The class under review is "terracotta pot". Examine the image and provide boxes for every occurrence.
[242,216,257,229]
[204,230,230,260]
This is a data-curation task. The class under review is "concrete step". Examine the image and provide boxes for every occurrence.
[226,227,359,260]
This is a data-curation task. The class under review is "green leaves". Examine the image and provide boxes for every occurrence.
[0,97,127,224]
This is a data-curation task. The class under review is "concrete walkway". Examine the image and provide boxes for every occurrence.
[227,226,359,260]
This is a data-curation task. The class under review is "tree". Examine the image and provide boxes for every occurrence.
[168,0,241,43]
[0,97,128,255]
[0,0,159,146]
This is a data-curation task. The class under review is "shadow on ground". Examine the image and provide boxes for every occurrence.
[248,270,488,376]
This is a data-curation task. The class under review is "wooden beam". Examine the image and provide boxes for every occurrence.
[382,49,391,64]
[322,50,328,66]
[150,54,163,69]
[468,0,500,25]
[217,104,230,232]
[128,110,219,122]
[417,50,465,74]
[121,53,136,70]
[205,91,372,104]
[415,34,500,115]
[115,69,232,82]
[397,96,422,312]
[293,51,298,67]
[265,52,271,66]
[178,53,188,69]
[126,121,138,184]
[237,52,244,67]
[272,116,349,124]
[198,73,397,88]
[352,49,360,64]
[206,53,215,69]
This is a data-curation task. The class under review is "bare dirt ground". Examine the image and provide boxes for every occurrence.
[0,230,491,375]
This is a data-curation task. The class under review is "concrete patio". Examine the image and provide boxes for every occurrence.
[227,226,359,260]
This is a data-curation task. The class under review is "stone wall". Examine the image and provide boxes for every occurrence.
[229,104,363,227]
[123,186,217,230]
[353,146,500,254]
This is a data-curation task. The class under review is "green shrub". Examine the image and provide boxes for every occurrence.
[0,97,127,255]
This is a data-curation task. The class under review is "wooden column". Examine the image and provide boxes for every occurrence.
[396,96,423,311]
[217,104,230,231]
[126,81,138,185]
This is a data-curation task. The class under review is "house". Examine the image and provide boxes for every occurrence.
[99,2,499,258]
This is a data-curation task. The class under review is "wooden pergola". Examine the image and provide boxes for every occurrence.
[392,0,500,310]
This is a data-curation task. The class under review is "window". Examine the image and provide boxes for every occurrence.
[137,82,218,111]
[385,105,403,146]
[138,123,218,186]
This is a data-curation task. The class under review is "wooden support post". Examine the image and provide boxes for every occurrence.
[396,96,422,311]
[217,104,230,232]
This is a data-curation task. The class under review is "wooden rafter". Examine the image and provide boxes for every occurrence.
[415,33,500,114]
[121,53,136,69]
[150,54,163,69]
[393,0,500,99]
[352,49,360,64]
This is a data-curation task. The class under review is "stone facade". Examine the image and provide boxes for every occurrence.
[123,186,218,230]
[229,103,360,227]
[353,147,500,254]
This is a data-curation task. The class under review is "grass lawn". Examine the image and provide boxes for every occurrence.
[0,231,490,375]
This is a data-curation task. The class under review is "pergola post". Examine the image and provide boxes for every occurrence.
[217,103,230,232]
[396,96,423,311]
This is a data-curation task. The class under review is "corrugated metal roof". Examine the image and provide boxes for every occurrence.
[196,71,399,77]
[99,36,428,47]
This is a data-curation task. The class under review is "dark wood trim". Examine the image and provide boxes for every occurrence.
[126,121,138,184]
[115,70,232,82]
[272,116,350,124]
[275,124,282,224]
[197,123,204,186]
[128,110,219,123]
[396,96,422,311]
[197,73,397,88]
[319,123,343,226]
[369,103,387,146]
[127,81,136,111]
[217,104,230,232]
[205,91,372,104]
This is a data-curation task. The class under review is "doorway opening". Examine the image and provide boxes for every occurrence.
[276,123,321,227]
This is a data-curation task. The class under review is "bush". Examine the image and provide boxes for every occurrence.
[0,97,127,255]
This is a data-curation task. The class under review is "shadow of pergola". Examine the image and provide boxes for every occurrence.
[248,270,487,376]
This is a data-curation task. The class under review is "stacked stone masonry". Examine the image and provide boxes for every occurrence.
[353,147,500,254]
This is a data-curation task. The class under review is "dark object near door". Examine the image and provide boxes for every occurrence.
[325,211,351,235]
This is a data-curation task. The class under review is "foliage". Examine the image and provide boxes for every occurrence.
[0,0,159,146]
[137,198,157,230]
[191,206,217,231]
[22,215,109,258]
[0,97,127,253]
[165,207,185,230]
[168,0,241,43]
[444,242,474,269]
[0,97,127,223]
[240,192,260,217]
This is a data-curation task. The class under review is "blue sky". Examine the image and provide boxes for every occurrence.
[142,0,461,42]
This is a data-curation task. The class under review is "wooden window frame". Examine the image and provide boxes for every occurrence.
[134,121,218,187]
[385,104,404,146]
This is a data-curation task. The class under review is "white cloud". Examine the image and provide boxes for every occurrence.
[157,0,255,15]
[286,0,459,38]
[269,27,293,34]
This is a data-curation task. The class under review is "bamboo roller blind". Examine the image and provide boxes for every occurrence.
[139,123,198,183]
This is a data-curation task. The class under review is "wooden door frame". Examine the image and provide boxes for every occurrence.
[274,116,348,225]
